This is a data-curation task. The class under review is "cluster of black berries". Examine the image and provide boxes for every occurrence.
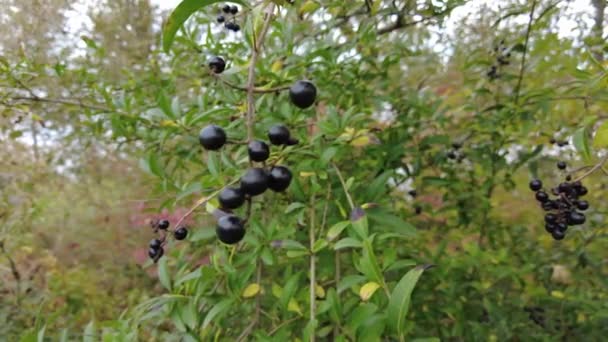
[147,219,188,262]
[199,123,298,244]
[530,162,589,240]
[446,141,465,162]
[487,39,511,80]
[217,4,240,32]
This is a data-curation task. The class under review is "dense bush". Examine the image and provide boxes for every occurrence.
[2,0,608,341]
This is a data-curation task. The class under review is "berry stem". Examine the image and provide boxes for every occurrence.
[572,154,608,182]
[332,163,355,210]
[245,3,275,141]
[308,194,317,342]
[513,0,537,105]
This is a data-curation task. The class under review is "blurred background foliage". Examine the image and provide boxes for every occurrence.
[1,0,608,340]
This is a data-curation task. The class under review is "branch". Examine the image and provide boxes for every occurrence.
[212,73,290,94]
[7,95,117,113]
[514,0,538,104]
[246,3,276,141]
[308,193,317,342]
[572,154,608,182]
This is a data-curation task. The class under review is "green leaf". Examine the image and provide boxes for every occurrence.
[163,0,248,52]
[573,127,592,162]
[207,153,219,177]
[83,321,96,342]
[36,326,45,342]
[312,239,329,253]
[202,298,234,328]
[285,202,306,214]
[327,221,350,241]
[158,257,172,291]
[388,265,432,337]
[594,120,608,148]
[360,239,384,284]
[334,237,362,250]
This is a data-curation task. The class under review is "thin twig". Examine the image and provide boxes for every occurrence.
[245,3,275,141]
[514,0,537,104]
[236,262,263,342]
[309,194,316,342]
[8,95,117,113]
[268,316,300,335]
[572,154,608,182]
[212,73,290,94]
[332,163,355,210]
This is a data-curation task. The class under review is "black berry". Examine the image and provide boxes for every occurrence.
[557,161,567,170]
[451,142,462,150]
[565,175,572,181]
[408,189,417,198]
[286,137,299,146]
[268,166,292,192]
[248,140,270,162]
[577,186,588,196]
[289,80,317,109]
[232,23,240,32]
[217,15,225,23]
[222,4,231,13]
[556,223,568,232]
[557,141,568,147]
[216,215,245,244]
[225,22,236,31]
[529,179,542,191]
[576,200,589,211]
[568,211,586,225]
[149,239,162,249]
[174,227,188,240]
[552,229,565,240]
[535,191,549,203]
[229,5,238,14]
[199,125,227,150]
[208,56,226,74]
[545,223,555,233]
[219,187,246,209]
[268,124,290,145]
[240,168,269,196]
[158,219,170,230]
[414,206,422,215]
[149,246,164,261]
[544,213,557,224]
[549,138,556,144]
[447,151,457,160]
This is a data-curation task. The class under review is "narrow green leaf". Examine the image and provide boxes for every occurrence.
[388,265,433,337]
[334,237,362,250]
[202,299,234,328]
[327,221,350,241]
[360,239,384,284]
[573,127,592,162]
[158,257,172,291]
[594,120,608,148]
[83,321,96,342]
[163,0,248,52]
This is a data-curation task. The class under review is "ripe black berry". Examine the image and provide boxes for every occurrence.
[557,161,567,170]
[286,137,299,146]
[408,189,417,198]
[268,166,292,192]
[565,175,572,181]
[577,186,588,196]
[174,227,188,240]
[232,23,240,32]
[552,229,565,240]
[222,4,230,13]
[229,5,238,14]
[549,138,556,144]
[268,124,290,145]
[216,215,245,244]
[225,22,236,31]
[529,179,542,191]
[219,187,246,209]
[535,191,549,203]
[414,206,422,215]
[149,239,162,249]
[199,125,227,150]
[557,141,568,147]
[544,213,557,224]
[149,246,164,260]
[217,15,225,23]
[541,201,554,211]
[240,168,269,196]
[556,223,568,232]
[248,140,270,162]
[208,56,226,74]
[568,211,586,225]
[451,142,462,150]
[158,219,170,230]
[289,80,317,109]
[545,223,555,233]
[447,151,457,160]
[576,200,589,211]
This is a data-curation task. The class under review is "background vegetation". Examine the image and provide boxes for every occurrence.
[1,0,608,340]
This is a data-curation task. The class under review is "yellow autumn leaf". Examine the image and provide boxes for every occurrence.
[338,127,356,141]
[272,283,282,298]
[242,283,261,298]
[359,281,381,301]
[288,298,303,315]
[300,171,315,178]
[160,120,178,127]
[315,284,325,299]
[237,103,247,113]
[271,59,283,73]
[551,290,565,299]
[350,135,371,147]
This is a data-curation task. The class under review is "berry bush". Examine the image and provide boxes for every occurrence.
[2,0,608,341]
